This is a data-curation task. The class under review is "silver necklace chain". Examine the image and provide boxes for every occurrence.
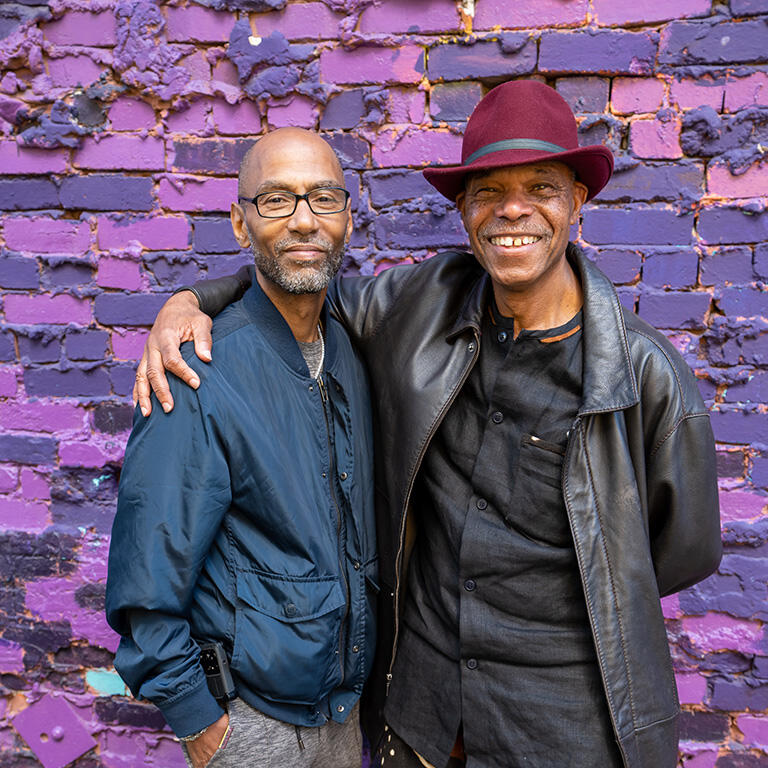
[316,323,324,378]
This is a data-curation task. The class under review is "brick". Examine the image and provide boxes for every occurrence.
[582,206,694,245]
[725,72,768,111]
[165,5,233,42]
[74,135,165,171]
[94,293,171,326]
[592,0,710,25]
[59,441,110,468]
[166,100,209,134]
[676,672,708,705]
[660,20,768,66]
[359,0,459,34]
[711,678,768,712]
[0,402,84,431]
[630,116,682,159]
[611,78,665,115]
[430,82,483,122]
[387,88,426,124]
[0,367,18,397]
[757,243,768,280]
[320,44,424,85]
[700,246,754,286]
[144,253,202,288]
[0,435,57,465]
[0,141,68,175]
[474,0,587,30]
[727,371,768,405]
[211,100,262,135]
[0,466,18,492]
[4,294,91,325]
[374,209,467,249]
[597,162,704,203]
[540,30,657,74]
[3,217,90,254]
[367,169,437,207]
[203,252,251,280]
[708,160,767,198]
[110,362,138,396]
[253,3,340,40]
[18,333,61,363]
[372,128,462,168]
[0,257,39,289]
[718,286,767,318]
[638,291,710,329]
[158,176,238,212]
[193,218,240,254]
[0,499,49,532]
[555,77,609,114]
[112,330,148,361]
[48,54,105,88]
[711,409,768,445]
[97,257,142,290]
[643,249,698,289]
[43,11,117,46]
[0,331,14,361]
[97,215,190,250]
[321,133,370,170]
[679,711,730,742]
[66,329,108,361]
[671,78,725,111]
[320,89,366,130]
[698,206,768,245]
[0,177,59,210]
[92,403,134,435]
[44,262,94,289]
[267,96,317,129]
[108,98,156,131]
[738,714,768,747]
[731,0,768,13]
[24,367,112,397]
[60,175,154,212]
[171,138,250,174]
[428,38,536,81]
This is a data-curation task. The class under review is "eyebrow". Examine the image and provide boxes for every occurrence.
[251,179,342,194]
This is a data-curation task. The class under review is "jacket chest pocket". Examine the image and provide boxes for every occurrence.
[504,434,572,547]
[231,569,346,705]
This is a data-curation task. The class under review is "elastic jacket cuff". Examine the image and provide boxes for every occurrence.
[157,682,225,739]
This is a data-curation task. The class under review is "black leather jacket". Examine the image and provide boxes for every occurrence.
[195,245,721,767]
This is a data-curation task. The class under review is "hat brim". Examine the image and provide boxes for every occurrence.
[422,145,614,202]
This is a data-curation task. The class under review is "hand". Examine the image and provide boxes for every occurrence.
[133,291,213,417]
[185,713,230,768]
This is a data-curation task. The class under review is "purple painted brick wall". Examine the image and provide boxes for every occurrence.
[0,1,766,766]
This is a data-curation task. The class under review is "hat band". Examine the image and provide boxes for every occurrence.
[463,138,568,166]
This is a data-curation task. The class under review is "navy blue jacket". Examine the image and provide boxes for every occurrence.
[106,278,377,738]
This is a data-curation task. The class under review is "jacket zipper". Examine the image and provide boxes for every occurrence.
[561,416,629,768]
[318,373,351,683]
[385,329,481,695]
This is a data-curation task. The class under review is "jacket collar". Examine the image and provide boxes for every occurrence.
[445,245,639,413]
[239,267,336,378]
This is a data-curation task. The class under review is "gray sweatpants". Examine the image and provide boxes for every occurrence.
[181,698,363,768]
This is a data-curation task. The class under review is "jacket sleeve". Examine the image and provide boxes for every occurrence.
[186,264,252,318]
[646,409,722,597]
[105,371,232,737]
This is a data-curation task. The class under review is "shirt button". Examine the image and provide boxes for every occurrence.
[322,472,327,478]
[497,331,508,343]
[284,603,298,617]
[340,471,348,481]
[337,705,345,713]
[308,384,314,392]
[464,579,476,592]
[476,498,488,510]
[466,658,478,670]
[353,561,361,570]
[352,645,360,653]
[491,411,503,424]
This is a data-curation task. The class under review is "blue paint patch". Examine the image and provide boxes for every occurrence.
[86,668,128,696]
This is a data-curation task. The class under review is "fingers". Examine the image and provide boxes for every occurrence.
[133,353,153,418]
[191,315,213,363]
[145,345,175,414]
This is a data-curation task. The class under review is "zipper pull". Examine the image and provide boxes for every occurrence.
[317,374,328,404]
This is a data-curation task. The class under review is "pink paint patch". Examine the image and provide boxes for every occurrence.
[112,330,149,361]
[0,640,24,673]
[680,751,718,768]
[372,128,462,167]
[58,441,109,468]
[21,469,51,500]
[611,77,665,114]
[661,593,680,619]
[157,177,237,212]
[675,672,708,705]
[267,96,317,128]
[97,257,142,290]
[683,613,765,655]
[0,367,18,398]
[738,714,768,747]
[725,72,768,112]
[671,78,725,111]
[0,465,18,493]
[4,295,92,325]
[109,98,156,131]
[718,489,767,522]
[708,161,768,199]
[630,117,682,159]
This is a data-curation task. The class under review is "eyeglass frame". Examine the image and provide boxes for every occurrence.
[237,187,351,219]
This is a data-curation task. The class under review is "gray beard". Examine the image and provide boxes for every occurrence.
[247,230,344,295]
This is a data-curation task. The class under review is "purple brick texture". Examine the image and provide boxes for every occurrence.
[0,2,766,767]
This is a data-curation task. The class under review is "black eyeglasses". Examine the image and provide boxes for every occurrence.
[239,187,350,218]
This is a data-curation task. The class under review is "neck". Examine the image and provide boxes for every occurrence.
[255,270,325,342]
[493,256,582,336]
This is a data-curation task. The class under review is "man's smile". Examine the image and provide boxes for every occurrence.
[488,234,542,248]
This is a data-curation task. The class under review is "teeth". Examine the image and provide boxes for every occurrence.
[490,235,539,247]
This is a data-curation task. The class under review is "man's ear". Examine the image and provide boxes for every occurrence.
[231,202,250,247]
[570,181,589,225]
[344,208,353,245]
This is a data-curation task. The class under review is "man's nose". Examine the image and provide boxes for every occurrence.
[494,189,533,220]
[287,197,320,232]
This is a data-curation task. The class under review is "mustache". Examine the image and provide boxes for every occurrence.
[273,235,335,254]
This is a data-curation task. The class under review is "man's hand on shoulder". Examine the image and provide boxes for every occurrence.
[133,290,214,417]
[185,712,230,768]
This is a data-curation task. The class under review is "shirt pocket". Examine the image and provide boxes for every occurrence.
[504,434,572,547]
[231,569,346,705]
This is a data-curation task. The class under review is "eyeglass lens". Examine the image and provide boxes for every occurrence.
[256,189,348,217]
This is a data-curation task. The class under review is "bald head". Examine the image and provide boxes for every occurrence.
[238,128,344,198]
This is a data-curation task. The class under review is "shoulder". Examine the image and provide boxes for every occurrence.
[622,307,707,417]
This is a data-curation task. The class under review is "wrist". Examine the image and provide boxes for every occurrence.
[172,286,203,309]
[178,725,209,743]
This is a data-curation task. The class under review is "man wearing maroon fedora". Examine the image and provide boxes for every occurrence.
[134,80,721,768]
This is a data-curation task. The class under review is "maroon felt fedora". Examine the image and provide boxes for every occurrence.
[423,79,614,201]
